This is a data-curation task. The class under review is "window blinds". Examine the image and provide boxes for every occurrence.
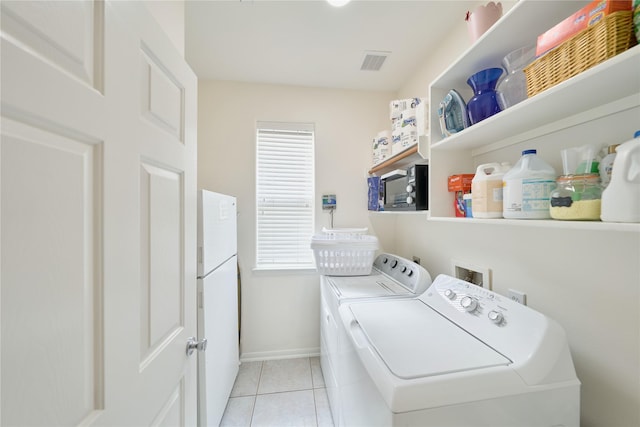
[256,122,315,268]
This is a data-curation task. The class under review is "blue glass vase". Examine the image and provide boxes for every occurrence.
[466,68,503,125]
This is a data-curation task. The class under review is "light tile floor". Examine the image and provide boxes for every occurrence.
[221,357,334,427]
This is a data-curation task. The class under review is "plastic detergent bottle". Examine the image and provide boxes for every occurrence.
[599,144,620,187]
[601,131,640,223]
[503,149,557,219]
[471,162,511,218]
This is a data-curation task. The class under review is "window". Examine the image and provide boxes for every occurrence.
[256,122,315,269]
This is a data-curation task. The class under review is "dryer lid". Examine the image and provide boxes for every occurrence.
[328,272,413,299]
[349,299,511,379]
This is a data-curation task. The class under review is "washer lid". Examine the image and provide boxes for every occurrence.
[328,271,413,300]
[349,299,511,379]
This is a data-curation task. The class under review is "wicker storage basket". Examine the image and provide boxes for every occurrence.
[524,11,636,98]
[311,233,378,276]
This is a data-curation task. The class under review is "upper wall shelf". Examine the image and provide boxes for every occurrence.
[431,46,640,154]
[431,0,591,91]
[419,0,594,165]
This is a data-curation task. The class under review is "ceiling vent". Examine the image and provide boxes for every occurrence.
[360,51,390,71]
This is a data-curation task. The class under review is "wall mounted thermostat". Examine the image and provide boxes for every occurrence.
[322,194,337,210]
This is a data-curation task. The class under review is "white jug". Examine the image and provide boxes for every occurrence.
[601,131,640,223]
[472,162,510,218]
[503,149,557,219]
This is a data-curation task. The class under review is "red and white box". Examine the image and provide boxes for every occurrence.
[536,0,632,56]
[448,174,474,218]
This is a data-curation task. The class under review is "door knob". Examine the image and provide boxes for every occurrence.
[186,337,208,356]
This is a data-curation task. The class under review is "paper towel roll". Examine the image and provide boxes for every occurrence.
[392,118,402,133]
[390,98,422,120]
[390,100,404,120]
[416,101,429,136]
[374,131,391,162]
[391,129,403,155]
[399,125,418,153]
[376,130,391,145]
[401,109,417,129]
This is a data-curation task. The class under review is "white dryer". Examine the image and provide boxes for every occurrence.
[337,274,581,426]
[320,253,432,426]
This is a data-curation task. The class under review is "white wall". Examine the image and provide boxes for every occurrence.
[390,4,640,426]
[144,0,185,57]
[197,80,395,359]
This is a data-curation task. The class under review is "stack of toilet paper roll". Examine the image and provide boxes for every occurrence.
[371,98,427,167]
[390,98,422,156]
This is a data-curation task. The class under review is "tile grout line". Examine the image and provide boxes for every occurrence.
[255,387,318,396]
[248,360,264,427]
[309,357,320,427]
[309,356,316,389]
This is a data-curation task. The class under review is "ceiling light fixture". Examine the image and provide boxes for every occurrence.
[326,0,351,7]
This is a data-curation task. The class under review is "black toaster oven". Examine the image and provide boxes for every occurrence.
[382,164,428,211]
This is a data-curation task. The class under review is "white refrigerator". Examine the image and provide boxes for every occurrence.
[197,190,239,426]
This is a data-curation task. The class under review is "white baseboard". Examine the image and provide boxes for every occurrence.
[240,347,320,362]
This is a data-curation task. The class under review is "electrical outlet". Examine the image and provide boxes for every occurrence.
[413,256,421,265]
[507,289,527,305]
[452,259,491,288]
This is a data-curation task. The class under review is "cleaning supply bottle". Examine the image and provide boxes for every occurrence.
[599,144,620,187]
[471,162,511,218]
[601,131,640,223]
[503,149,557,219]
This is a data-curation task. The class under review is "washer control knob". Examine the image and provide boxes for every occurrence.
[406,184,414,193]
[391,260,398,268]
[406,269,414,277]
[460,296,478,313]
[444,289,456,300]
[401,266,408,273]
[488,310,504,324]
[406,196,414,204]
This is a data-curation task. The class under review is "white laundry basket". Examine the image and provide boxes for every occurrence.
[311,229,378,276]
[320,227,369,239]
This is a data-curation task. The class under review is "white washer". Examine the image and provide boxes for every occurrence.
[337,274,581,426]
[320,253,432,426]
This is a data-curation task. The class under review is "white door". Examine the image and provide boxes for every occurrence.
[0,1,198,425]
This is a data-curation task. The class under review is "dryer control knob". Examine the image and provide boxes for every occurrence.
[488,310,504,324]
[406,196,414,204]
[406,184,415,193]
[444,289,456,300]
[460,296,478,313]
